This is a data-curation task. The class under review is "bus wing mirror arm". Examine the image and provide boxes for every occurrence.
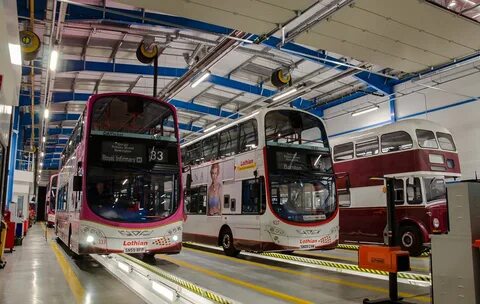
[186,173,192,191]
[73,176,83,192]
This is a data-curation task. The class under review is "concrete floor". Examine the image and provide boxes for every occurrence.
[155,246,432,304]
[0,224,432,304]
[0,223,143,304]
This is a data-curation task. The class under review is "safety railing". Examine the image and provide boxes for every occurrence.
[15,150,35,172]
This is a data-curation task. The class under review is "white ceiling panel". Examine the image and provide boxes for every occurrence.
[115,0,315,34]
[294,0,480,73]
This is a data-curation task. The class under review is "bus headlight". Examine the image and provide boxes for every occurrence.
[433,218,440,228]
[172,235,179,242]
[81,225,106,245]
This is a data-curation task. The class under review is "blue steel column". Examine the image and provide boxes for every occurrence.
[389,94,397,122]
[6,107,20,208]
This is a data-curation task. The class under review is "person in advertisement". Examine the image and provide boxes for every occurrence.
[207,163,222,216]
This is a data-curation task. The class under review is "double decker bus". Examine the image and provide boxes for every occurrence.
[181,108,338,256]
[45,173,58,227]
[332,119,460,256]
[55,93,183,256]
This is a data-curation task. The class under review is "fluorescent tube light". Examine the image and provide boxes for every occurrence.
[44,109,49,119]
[351,106,379,117]
[42,136,46,143]
[122,178,128,185]
[151,281,175,302]
[49,50,59,71]
[8,43,22,65]
[272,88,297,101]
[191,72,210,88]
[117,261,131,273]
[41,152,45,157]
[203,125,216,133]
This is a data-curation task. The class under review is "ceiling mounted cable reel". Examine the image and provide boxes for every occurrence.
[271,68,292,89]
[20,30,41,61]
[136,37,159,64]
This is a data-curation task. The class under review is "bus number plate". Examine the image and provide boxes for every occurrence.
[300,244,315,249]
[123,247,146,253]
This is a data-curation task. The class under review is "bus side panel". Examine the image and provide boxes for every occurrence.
[339,185,386,244]
[183,215,224,245]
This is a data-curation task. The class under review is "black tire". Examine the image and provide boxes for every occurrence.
[142,253,157,264]
[220,228,240,257]
[399,225,424,257]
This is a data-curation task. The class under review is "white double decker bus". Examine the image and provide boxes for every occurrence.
[182,108,338,256]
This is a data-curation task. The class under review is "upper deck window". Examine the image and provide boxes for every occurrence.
[333,142,354,161]
[219,126,238,157]
[355,136,379,158]
[381,131,413,153]
[416,129,438,149]
[202,134,219,161]
[91,95,176,140]
[436,132,456,151]
[265,110,328,149]
[239,120,258,153]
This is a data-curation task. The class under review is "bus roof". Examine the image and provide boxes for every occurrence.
[330,119,453,146]
[181,107,324,148]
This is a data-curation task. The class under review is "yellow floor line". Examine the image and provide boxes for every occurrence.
[160,255,314,304]
[184,247,431,303]
[295,251,358,262]
[50,235,85,304]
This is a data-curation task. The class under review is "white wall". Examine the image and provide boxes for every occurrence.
[0,0,21,146]
[324,61,480,179]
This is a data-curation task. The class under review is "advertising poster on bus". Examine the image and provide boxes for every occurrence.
[207,162,223,216]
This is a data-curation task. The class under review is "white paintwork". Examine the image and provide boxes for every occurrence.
[348,186,386,208]
[330,118,454,152]
[183,108,339,251]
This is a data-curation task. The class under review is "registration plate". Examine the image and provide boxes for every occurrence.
[124,247,146,253]
[300,244,315,249]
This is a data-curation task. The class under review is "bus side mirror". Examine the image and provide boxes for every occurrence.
[186,174,192,191]
[73,176,82,192]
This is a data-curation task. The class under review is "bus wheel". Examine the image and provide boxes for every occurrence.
[399,225,423,257]
[142,253,156,264]
[220,228,240,257]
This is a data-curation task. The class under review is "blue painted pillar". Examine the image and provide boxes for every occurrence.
[6,107,20,208]
[389,94,397,122]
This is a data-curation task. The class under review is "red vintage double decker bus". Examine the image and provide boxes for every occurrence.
[332,119,460,256]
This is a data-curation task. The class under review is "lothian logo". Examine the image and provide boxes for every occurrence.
[118,230,153,237]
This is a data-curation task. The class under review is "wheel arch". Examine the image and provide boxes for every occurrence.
[398,218,429,243]
[218,224,232,246]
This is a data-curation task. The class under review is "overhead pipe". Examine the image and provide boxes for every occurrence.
[158,30,248,100]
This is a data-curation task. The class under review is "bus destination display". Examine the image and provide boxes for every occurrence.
[275,151,307,170]
[101,141,169,164]
[102,141,145,164]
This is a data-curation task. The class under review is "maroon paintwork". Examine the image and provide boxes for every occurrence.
[334,148,459,247]
[335,149,460,188]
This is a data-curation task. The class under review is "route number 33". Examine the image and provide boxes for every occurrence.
[149,147,165,162]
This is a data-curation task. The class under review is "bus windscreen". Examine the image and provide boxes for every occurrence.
[86,95,180,223]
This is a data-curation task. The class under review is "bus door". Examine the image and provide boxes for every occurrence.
[228,177,265,250]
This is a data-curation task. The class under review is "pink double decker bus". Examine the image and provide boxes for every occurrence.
[55,93,183,256]
[45,173,58,227]
[332,119,460,256]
